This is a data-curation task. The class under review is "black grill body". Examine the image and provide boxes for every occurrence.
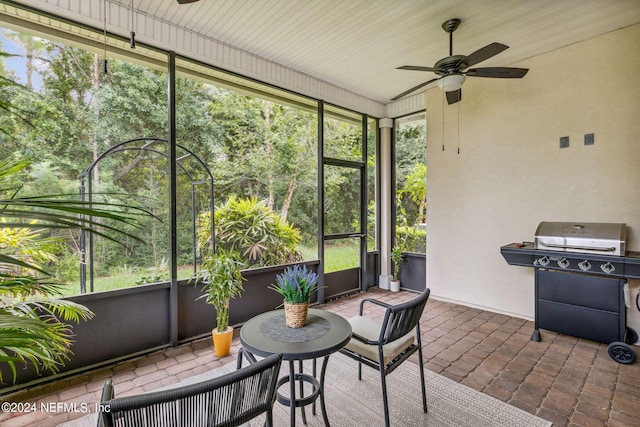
[501,243,640,344]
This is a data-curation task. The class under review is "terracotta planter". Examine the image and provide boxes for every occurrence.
[212,326,234,356]
[284,301,309,328]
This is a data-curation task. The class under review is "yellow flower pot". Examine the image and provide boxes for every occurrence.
[212,326,233,356]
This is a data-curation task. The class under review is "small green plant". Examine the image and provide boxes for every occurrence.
[195,250,245,332]
[135,274,168,285]
[390,245,405,281]
[269,264,318,303]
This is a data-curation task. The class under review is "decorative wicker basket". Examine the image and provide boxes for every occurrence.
[283,301,309,328]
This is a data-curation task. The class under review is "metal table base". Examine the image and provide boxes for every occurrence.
[238,309,352,427]
[275,358,330,426]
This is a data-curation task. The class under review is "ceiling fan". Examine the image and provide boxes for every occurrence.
[177,0,200,4]
[392,18,528,104]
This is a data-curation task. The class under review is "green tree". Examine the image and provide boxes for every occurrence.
[401,163,426,225]
[258,101,317,223]
[205,90,319,245]
[322,117,363,236]
[6,32,45,90]
[395,117,426,253]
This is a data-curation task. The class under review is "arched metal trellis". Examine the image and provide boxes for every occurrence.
[78,137,214,293]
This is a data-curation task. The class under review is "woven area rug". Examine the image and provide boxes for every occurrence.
[59,352,552,427]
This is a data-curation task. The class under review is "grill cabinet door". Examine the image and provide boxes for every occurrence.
[535,269,625,344]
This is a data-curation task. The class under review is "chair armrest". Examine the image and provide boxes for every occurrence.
[237,347,258,369]
[97,380,114,427]
[351,331,382,346]
[359,297,391,315]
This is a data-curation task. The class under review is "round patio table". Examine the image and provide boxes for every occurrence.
[239,308,352,427]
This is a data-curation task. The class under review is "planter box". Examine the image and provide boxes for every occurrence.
[179,261,320,340]
[2,261,320,391]
[399,252,426,292]
[1,283,172,390]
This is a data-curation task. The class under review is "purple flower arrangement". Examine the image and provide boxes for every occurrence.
[269,264,319,303]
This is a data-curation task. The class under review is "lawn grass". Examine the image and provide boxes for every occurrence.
[61,242,362,295]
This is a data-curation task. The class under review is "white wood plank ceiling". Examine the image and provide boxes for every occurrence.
[125,0,640,104]
[11,0,640,111]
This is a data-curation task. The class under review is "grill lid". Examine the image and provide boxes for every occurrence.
[534,222,627,256]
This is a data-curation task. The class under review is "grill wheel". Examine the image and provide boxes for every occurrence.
[608,341,637,364]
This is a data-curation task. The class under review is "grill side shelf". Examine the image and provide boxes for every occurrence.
[625,252,640,279]
[500,243,536,267]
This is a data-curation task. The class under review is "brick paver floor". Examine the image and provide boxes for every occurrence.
[2,289,640,426]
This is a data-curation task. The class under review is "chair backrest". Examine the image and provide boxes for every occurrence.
[379,288,430,344]
[99,352,283,427]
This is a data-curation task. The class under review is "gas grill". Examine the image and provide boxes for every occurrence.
[501,221,640,364]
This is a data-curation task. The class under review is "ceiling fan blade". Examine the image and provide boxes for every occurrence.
[391,78,439,101]
[445,89,462,105]
[397,65,436,72]
[177,0,200,4]
[462,42,509,68]
[466,67,529,78]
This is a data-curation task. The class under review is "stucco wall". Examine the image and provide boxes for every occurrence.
[425,24,640,319]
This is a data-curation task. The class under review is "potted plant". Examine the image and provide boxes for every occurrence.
[268,264,318,328]
[196,249,245,356]
[390,245,405,292]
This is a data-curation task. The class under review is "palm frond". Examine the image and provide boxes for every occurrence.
[0,311,79,382]
[0,155,153,383]
[0,156,30,180]
[0,275,63,295]
[0,253,47,275]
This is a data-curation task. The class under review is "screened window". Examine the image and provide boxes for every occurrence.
[0,4,379,294]
[176,58,319,269]
[0,23,175,294]
[366,117,378,251]
[394,113,426,254]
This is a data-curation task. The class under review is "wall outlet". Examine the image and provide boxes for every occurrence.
[559,136,569,148]
[584,133,595,145]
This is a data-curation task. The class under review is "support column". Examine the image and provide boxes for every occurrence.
[168,52,178,346]
[379,118,393,290]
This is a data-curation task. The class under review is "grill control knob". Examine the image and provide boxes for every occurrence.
[536,256,550,267]
[600,262,615,274]
[557,258,570,269]
[578,260,592,271]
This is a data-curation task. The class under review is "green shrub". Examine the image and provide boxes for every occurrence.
[198,196,303,267]
[135,274,168,285]
[396,225,426,253]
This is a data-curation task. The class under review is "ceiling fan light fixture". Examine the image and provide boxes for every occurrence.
[437,74,466,92]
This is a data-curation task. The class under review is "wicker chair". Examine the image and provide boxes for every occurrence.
[97,351,283,427]
[339,288,430,427]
